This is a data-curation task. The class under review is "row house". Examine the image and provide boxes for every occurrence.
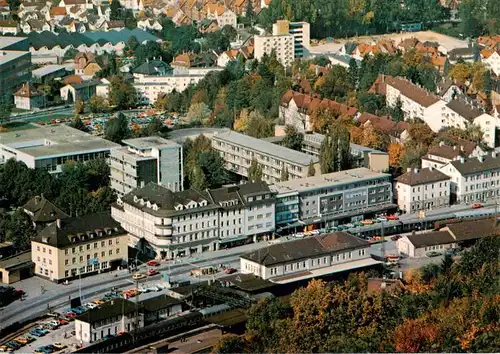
[394,167,451,213]
[279,90,358,132]
[422,140,485,169]
[0,19,20,35]
[439,152,500,204]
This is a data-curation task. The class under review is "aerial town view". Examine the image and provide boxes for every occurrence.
[0,0,499,352]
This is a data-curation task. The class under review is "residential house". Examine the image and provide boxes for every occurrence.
[394,167,451,213]
[397,230,456,258]
[141,294,182,326]
[422,140,485,169]
[31,212,129,282]
[21,20,51,34]
[0,20,20,35]
[75,52,101,76]
[217,49,239,67]
[170,52,206,70]
[482,49,500,76]
[357,112,410,143]
[439,152,500,204]
[119,0,144,12]
[137,19,162,31]
[204,4,237,29]
[13,82,44,110]
[436,78,463,102]
[48,7,68,22]
[100,20,125,31]
[60,80,98,102]
[132,60,172,78]
[199,19,219,34]
[448,47,475,64]
[240,232,379,284]
[23,195,69,230]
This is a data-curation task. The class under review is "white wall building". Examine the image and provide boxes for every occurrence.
[254,34,294,67]
[394,167,451,213]
[397,231,456,258]
[483,51,500,76]
[439,153,500,204]
[240,232,379,284]
[422,141,485,169]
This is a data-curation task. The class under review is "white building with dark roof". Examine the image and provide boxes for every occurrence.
[394,167,451,213]
[240,231,380,283]
[422,140,484,169]
[439,152,500,204]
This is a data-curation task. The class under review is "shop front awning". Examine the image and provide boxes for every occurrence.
[218,235,249,244]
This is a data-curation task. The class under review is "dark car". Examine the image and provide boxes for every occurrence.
[391,235,402,241]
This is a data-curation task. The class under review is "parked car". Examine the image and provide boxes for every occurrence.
[376,216,387,222]
[103,334,115,340]
[84,302,98,309]
[445,248,459,256]
[224,267,236,274]
[0,345,12,352]
[146,260,160,267]
[426,251,442,257]
[52,342,66,350]
[294,232,304,238]
[14,337,28,345]
[57,319,69,325]
[386,214,399,220]
[391,235,402,241]
[472,203,484,209]
[147,269,159,276]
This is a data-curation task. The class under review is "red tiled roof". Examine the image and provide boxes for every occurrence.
[14,82,42,98]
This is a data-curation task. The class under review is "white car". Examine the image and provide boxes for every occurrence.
[85,302,98,309]
[294,232,304,238]
[311,230,320,235]
[376,217,387,222]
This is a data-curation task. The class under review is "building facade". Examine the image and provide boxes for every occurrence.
[0,37,31,99]
[14,82,44,110]
[110,137,183,197]
[439,153,500,204]
[271,167,394,228]
[422,141,484,169]
[212,129,320,183]
[240,232,378,283]
[111,183,220,259]
[272,20,310,58]
[254,33,294,67]
[31,213,129,282]
[394,167,451,213]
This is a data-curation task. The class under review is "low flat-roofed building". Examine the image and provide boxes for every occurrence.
[75,298,144,343]
[397,231,456,258]
[240,232,380,284]
[212,129,320,183]
[271,167,394,228]
[110,136,183,197]
[0,251,34,284]
[0,125,120,173]
[32,64,70,83]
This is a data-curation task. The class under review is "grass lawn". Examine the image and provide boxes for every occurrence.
[11,107,30,113]
[26,113,73,123]
[2,121,37,131]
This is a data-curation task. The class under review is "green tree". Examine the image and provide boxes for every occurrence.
[347,58,359,89]
[221,25,237,41]
[110,0,122,20]
[191,166,207,190]
[280,166,289,181]
[282,125,304,151]
[186,102,211,125]
[391,97,405,122]
[0,94,12,127]
[308,160,316,176]
[6,0,20,12]
[104,112,130,143]
[246,111,274,138]
[212,334,248,354]
[195,151,228,188]
[74,99,84,115]
[88,95,108,113]
[319,124,351,173]
[0,210,36,251]
[69,116,89,133]
[126,35,139,51]
[248,158,263,182]
[109,76,137,110]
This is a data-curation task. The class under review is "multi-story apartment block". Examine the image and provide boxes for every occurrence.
[254,33,294,67]
[240,232,378,284]
[0,37,31,98]
[422,140,484,169]
[0,125,120,173]
[112,182,276,258]
[439,152,500,204]
[207,182,276,246]
[110,137,183,197]
[112,183,220,259]
[270,185,299,231]
[31,213,129,282]
[272,20,310,58]
[301,132,389,173]
[271,167,394,229]
[212,129,320,183]
[394,167,451,213]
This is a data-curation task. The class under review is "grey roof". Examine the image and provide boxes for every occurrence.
[328,53,360,66]
[0,251,33,272]
[449,154,500,175]
[122,136,180,150]
[77,298,137,324]
[82,28,159,45]
[133,60,172,75]
[448,47,474,60]
[446,99,484,121]
[395,168,450,186]
[241,232,369,266]
[121,183,218,217]
[23,196,68,223]
[213,130,318,166]
[406,231,455,248]
[302,132,385,154]
[34,212,125,249]
[446,218,499,242]
[140,294,182,312]
[207,182,273,209]
[32,64,68,78]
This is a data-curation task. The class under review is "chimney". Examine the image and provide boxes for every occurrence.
[439,141,445,146]
[35,195,41,204]
[460,145,464,152]
[478,156,484,163]
[414,168,419,174]
[56,218,61,229]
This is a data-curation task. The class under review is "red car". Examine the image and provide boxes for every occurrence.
[147,269,159,276]
[224,268,236,274]
[472,203,483,209]
[146,260,160,267]
[386,214,399,220]
[58,319,69,325]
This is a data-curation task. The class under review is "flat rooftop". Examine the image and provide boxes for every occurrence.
[122,136,180,150]
[269,167,390,194]
[0,37,27,49]
[32,64,67,78]
[213,129,318,166]
[0,50,29,66]
[0,125,120,159]
[111,146,157,163]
